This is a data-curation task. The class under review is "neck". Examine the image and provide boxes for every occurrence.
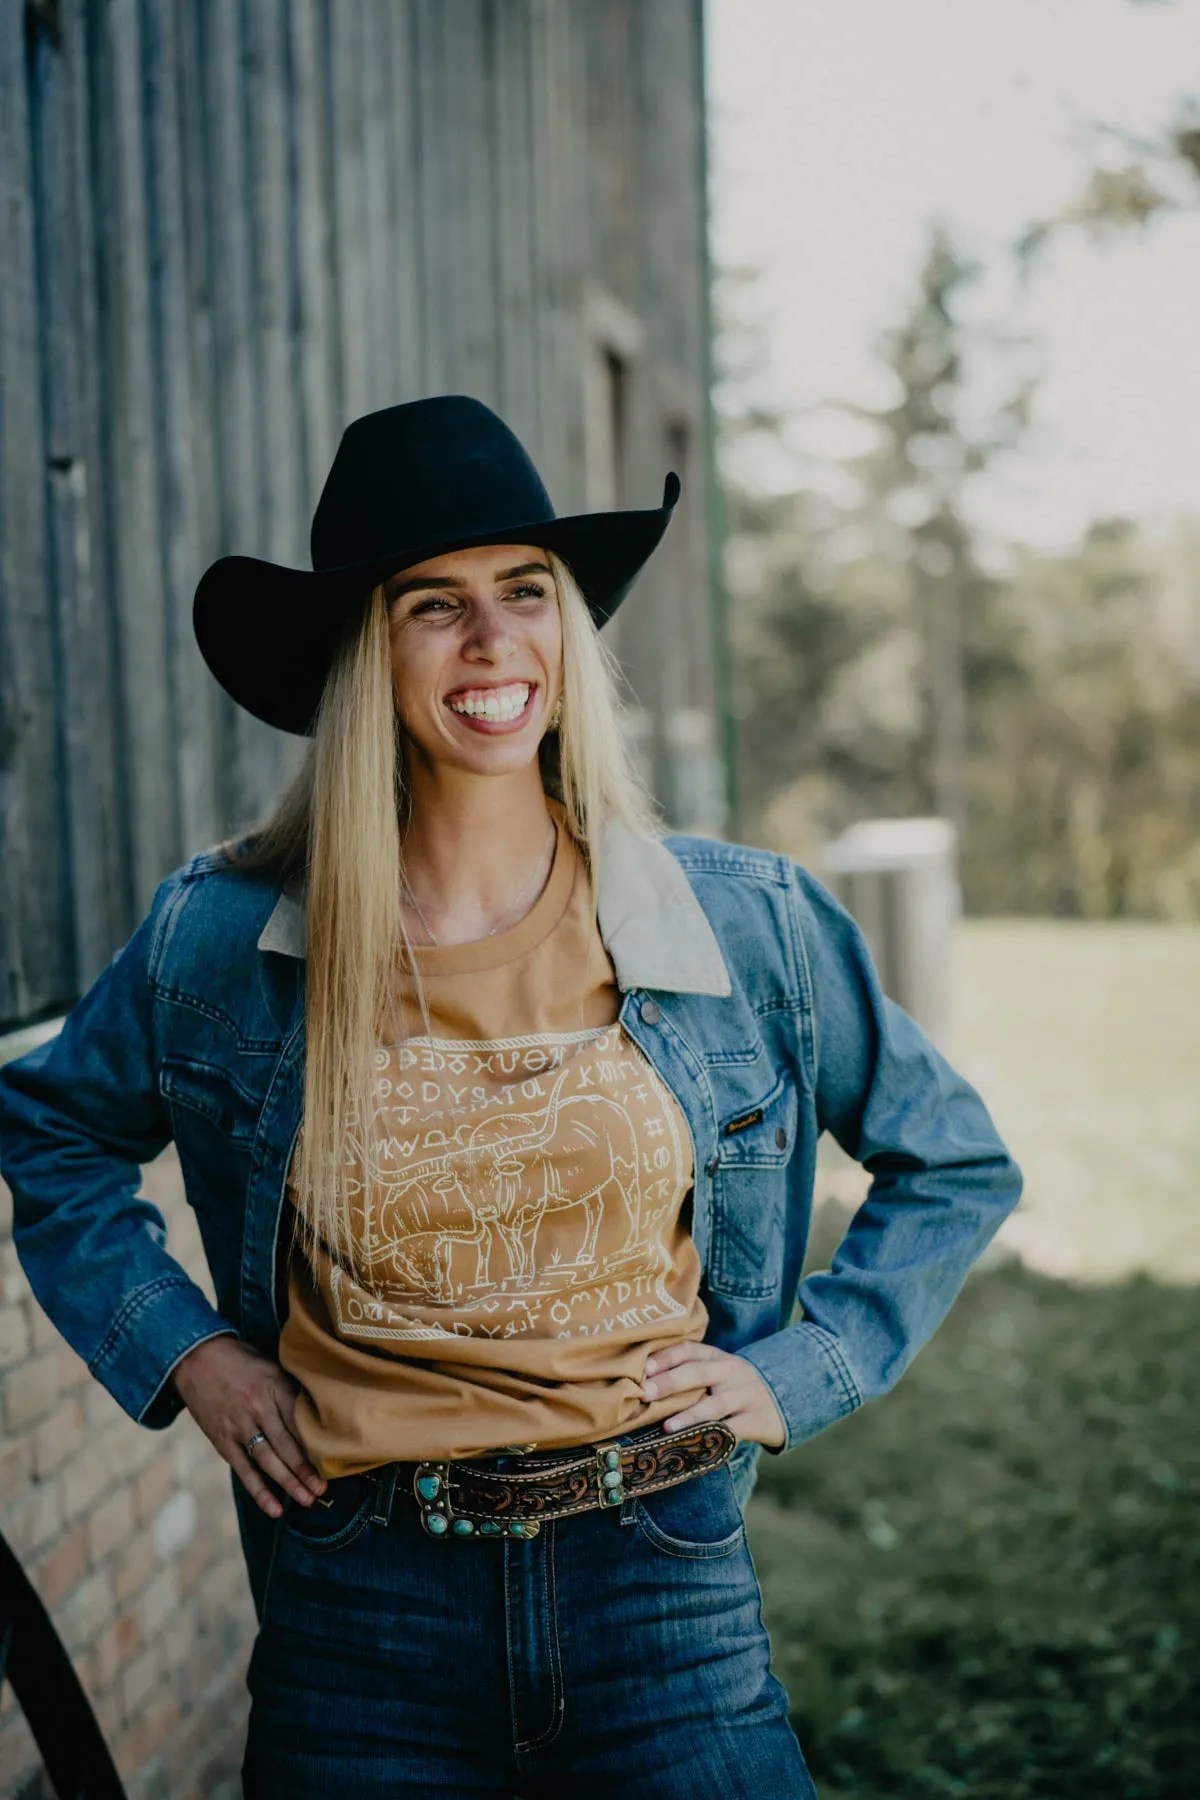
[399,763,557,944]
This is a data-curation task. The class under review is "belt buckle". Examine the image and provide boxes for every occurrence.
[412,1460,540,1541]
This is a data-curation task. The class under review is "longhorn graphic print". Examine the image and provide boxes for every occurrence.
[326,1025,693,1345]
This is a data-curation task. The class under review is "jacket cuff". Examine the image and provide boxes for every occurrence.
[87,1273,239,1430]
[737,1318,863,1453]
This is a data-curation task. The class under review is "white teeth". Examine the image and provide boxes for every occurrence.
[448,683,531,722]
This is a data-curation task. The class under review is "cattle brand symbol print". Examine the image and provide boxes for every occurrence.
[328,1025,691,1343]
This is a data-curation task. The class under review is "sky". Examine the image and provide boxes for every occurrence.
[705,0,1200,554]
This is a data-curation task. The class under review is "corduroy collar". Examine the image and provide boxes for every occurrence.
[256,817,733,998]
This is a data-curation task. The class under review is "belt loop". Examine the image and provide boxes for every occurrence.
[370,1464,398,1527]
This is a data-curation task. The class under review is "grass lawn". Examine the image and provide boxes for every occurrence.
[748,1264,1198,1799]
[747,922,1200,1796]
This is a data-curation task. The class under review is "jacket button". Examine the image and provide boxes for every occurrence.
[705,1154,720,1177]
[775,1127,787,1150]
[639,999,662,1025]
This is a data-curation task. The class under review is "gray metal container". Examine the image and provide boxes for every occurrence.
[820,818,960,1045]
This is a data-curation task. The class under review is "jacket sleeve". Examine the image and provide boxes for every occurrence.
[0,874,238,1429]
[737,864,1023,1452]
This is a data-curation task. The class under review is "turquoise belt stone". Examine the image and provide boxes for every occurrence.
[409,1420,737,1542]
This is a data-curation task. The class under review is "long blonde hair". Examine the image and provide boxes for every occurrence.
[230,552,657,1263]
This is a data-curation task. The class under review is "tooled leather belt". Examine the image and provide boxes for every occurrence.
[407,1419,737,1540]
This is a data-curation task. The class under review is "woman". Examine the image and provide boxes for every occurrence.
[0,396,1021,1797]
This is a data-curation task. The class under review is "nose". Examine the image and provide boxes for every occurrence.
[462,597,515,661]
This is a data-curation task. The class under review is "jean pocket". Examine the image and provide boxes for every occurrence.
[632,1464,747,1560]
[280,1477,376,1555]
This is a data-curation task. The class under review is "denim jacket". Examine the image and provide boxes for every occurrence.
[0,822,1020,1605]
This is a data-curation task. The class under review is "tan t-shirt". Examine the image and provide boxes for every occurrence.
[280,808,709,1475]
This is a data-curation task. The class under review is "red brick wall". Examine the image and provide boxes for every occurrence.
[0,1152,256,1799]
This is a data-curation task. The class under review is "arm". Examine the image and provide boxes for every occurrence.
[736,863,1023,1452]
[0,873,236,1428]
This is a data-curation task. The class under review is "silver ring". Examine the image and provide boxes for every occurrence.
[244,1432,267,1459]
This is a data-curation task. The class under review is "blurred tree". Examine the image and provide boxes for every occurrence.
[969,521,1200,917]
[719,229,1200,918]
[1015,0,1200,266]
[724,227,1029,859]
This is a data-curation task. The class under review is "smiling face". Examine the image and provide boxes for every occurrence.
[384,542,562,779]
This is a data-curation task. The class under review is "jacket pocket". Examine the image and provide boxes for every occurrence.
[159,1056,262,1148]
[707,1071,797,1299]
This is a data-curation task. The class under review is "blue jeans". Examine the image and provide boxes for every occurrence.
[241,1444,816,1797]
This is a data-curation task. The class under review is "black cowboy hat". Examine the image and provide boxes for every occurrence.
[192,394,680,735]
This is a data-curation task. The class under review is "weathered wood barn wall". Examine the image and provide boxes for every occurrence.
[0,3,721,1791]
[0,0,725,1037]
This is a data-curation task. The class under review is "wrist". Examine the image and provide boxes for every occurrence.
[171,1330,236,1397]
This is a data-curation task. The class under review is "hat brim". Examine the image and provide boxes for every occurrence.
[193,475,680,735]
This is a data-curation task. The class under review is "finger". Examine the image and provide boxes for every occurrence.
[644,1342,721,1377]
[660,1389,727,1432]
[243,1431,320,1508]
[262,1393,326,1495]
[642,1360,714,1400]
[230,1448,285,1519]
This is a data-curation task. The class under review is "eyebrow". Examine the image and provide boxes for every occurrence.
[387,560,553,601]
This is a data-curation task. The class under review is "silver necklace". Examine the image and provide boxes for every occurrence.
[402,818,556,947]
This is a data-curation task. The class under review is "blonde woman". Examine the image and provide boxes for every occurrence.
[0,397,1020,1797]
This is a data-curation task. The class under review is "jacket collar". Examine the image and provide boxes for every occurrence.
[256,817,732,997]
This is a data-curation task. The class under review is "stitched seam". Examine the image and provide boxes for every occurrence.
[89,1274,194,1374]
[451,1431,734,1523]
[153,986,281,1052]
[785,867,819,1091]
[463,1421,719,1481]
[147,876,189,983]
[516,1524,564,1751]
[255,1513,287,1631]
[807,1321,864,1413]
[705,1045,764,1067]
[460,1461,591,1487]
[635,1512,745,1560]
[664,850,791,887]
[546,1523,564,1742]
[504,1542,522,1761]
[282,1495,374,1554]
[159,1056,266,1110]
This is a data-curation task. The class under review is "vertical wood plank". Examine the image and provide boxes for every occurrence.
[26,0,128,987]
[175,0,219,610]
[359,0,398,408]
[411,0,447,392]
[324,0,370,424]
[381,0,425,400]
[527,0,587,502]
[141,0,222,857]
[446,0,497,406]
[243,0,307,569]
[87,0,182,907]
[286,0,340,508]
[197,0,283,825]
[0,4,72,1023]
[244,0,309,792]
[488,0,537,444]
